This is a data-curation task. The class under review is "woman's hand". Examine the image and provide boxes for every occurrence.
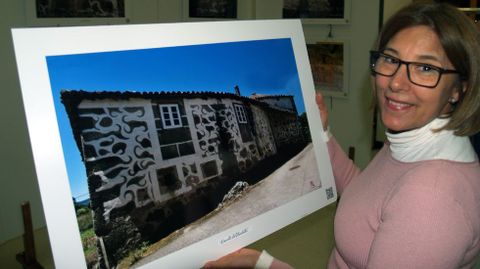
[203,248,261,269]
[315,92,329,131]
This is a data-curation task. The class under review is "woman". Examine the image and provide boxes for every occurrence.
[204,2,480,268]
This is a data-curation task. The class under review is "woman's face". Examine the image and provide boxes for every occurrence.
[375,25,462,132]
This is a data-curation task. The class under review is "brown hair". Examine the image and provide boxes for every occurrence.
[374,2,480,136]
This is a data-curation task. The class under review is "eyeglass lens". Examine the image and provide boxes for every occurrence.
[372,53,441,87]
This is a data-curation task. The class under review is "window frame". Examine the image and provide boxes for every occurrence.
[159,104,182,129]
[234,103,248,124]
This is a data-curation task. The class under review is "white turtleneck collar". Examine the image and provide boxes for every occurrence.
[386,118,477,163]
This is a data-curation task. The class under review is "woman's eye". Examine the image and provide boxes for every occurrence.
[416,64,435,72]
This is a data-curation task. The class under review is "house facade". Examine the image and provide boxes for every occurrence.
[61,89,305,267]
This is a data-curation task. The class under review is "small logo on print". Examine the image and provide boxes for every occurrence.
[326,187,334,199]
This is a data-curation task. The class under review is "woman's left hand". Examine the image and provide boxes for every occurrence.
[316,93,329,131]
[203,248,261,269]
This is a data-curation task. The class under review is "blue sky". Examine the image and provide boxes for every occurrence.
[46,38,305,201]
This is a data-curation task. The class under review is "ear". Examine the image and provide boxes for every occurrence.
[450,81,467,102]
[460,81,467,93]
[450,89,460,102]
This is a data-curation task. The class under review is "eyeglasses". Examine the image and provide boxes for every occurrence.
[370,50,460,88]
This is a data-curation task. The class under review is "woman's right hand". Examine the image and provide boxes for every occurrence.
[203,248,261,269]
[315,92,329,131]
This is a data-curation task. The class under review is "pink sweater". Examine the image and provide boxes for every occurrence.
[327,138,480,269]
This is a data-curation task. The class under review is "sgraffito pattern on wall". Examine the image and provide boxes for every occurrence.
[223,102,260,172]
[185,101,223,183]
[185,99,263,173]
[181,161,201,189]
[189,104,220,158]
[217,103,252,171]
[251,105,277,159]
[79,103,156,221]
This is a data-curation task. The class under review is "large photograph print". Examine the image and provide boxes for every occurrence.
[12,20,336,269]
[53,39,314,268]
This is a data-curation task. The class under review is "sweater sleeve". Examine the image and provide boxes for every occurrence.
[366,166,474,269]
[327,137,361,194]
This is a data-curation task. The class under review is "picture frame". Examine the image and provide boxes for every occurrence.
[430,0,480,26]
[306,40,349,98]
[458,7,480,31]
[11,20,336,268]
[25,0,132,27]
[255,0,351,24]
[182,0,240,21]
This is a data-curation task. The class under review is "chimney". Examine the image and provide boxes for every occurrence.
[234,85,241,96]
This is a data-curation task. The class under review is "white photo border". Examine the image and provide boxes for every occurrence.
[11,20,336,269]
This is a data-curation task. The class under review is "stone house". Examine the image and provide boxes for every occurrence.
[61,89,305,268]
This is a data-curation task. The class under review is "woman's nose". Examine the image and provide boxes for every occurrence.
[389,64,411,92]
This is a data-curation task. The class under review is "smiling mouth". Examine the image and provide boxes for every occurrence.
[386,97,413,110]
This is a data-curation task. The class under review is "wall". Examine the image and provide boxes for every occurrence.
[0,0,44,245]
[0,0,380,268]
[384,0,412,20]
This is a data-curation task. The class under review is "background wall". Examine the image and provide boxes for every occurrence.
[0,0,380,268]
[0,0,45,247]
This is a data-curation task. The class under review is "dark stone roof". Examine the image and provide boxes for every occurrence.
[60,89,279,109]
[249,94,294,100]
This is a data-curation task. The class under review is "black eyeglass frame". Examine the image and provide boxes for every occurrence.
[369,50,460,88]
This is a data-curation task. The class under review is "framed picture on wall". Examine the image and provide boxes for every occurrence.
[307,40,349,98]
[256,0,351,24]
[432,0,480,28]
[183,0,238,21]
[26,0,131,26]
[12,19,336,269]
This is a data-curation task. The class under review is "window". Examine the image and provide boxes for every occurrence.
[234,104,247,124]
[160,104,182,129]
[201,160,219,178]
[160,141,195,160]
[160,144,179,159]
[156,166,181,194]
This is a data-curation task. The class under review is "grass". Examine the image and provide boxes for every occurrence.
[77,206,98,268]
